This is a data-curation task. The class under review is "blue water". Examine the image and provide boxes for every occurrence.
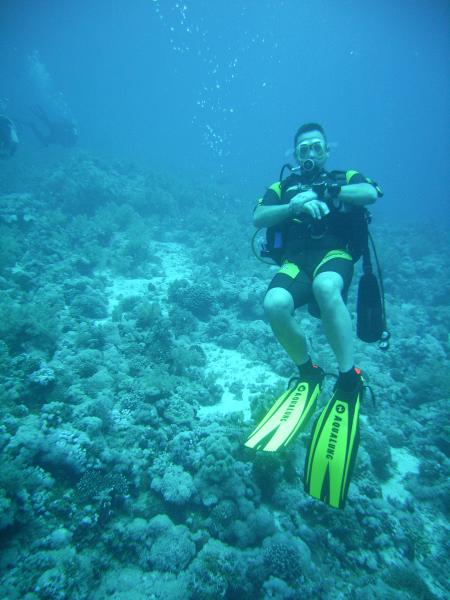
[1,0,449,222]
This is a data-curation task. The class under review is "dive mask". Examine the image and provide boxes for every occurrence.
[295,139,327,160]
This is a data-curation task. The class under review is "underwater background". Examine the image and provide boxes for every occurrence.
[0,1,449,599]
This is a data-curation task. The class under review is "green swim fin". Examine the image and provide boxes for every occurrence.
[304,370,363,508]
[244,365,324,453]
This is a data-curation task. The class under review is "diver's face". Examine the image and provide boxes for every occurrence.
[295,130,329,173]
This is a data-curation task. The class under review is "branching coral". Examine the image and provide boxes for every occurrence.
[262,533,311,584]
[168,279,217,319]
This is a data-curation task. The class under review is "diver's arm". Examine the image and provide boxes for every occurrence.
[330,183,378,206]
[253,189,319,228]
[253,203,292,228]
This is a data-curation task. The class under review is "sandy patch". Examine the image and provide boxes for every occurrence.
[101,241,280,422]
[381,447,420,503]
[105,277,151,313]
[198,342,283,421]
[151,240,194,295]
[103,240,194,314]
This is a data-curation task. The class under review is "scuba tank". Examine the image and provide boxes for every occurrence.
[357,230,390,350]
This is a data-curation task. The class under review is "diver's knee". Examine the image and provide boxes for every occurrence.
[264,288,294,322]
[313,275,342,308]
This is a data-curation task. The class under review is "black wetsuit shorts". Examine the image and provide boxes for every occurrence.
[267,248,354,314]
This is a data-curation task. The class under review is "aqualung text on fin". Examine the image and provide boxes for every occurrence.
[304,383,362,509]
[245,371,323,453]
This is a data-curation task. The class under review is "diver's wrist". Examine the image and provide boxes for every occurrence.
[288,201,296,216]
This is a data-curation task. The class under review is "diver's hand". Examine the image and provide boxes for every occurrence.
[287,185,330,219]
[301,199,330,220]
[289,189,318,216]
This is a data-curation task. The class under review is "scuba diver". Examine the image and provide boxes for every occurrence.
[0,116,19,159]
[25,104,78,148]
[244,122,384,509]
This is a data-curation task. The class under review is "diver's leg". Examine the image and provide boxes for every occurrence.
[312,272,354,371]
[264,287,309,365]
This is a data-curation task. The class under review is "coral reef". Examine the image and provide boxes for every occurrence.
[0,158,448,600]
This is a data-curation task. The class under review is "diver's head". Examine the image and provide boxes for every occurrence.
[294,122,329,175]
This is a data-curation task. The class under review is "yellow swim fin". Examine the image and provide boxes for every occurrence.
[245,366,324,453]
[304,370,363,508]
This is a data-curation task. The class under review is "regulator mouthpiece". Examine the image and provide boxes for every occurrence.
[302,158,315,172]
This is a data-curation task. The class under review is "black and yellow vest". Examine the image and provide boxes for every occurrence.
[260,170,381,265]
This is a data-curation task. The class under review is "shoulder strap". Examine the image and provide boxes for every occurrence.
[330,169,383,196]
[268,181,282,198]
